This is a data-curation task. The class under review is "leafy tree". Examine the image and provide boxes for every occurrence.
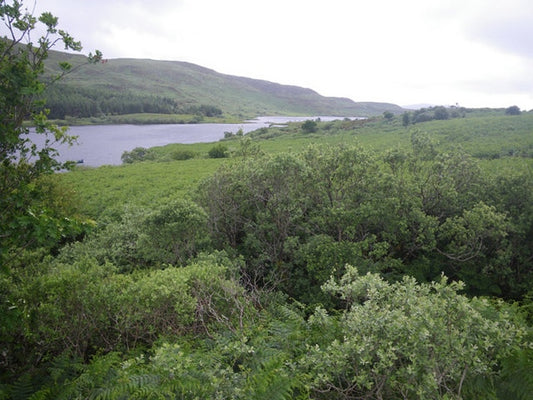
[383,110,394,121]
[433,105,449,120]
[505,105,521,115]
[0,0,101,267]
[305,266,528,399]
[301,119,318,133]
[402,111,410,126]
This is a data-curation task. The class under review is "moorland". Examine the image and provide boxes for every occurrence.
[2,4,533,396]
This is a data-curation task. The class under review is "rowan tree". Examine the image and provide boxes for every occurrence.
[0,0,101,268]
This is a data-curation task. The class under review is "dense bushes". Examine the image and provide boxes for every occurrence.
[3,131,533,398]
[208,143,229,158]
[305,267,528,399]
[3,262,530,399]
[1,254,254,380]
[58,199,210,270]
[198,137,533,301]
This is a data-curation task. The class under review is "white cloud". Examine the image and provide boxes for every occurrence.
[23,0,533,109]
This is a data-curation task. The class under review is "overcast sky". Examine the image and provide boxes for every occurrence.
[26,0,533,109]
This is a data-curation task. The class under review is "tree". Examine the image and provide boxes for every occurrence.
[433,105,449,120]
[383,110,394,121]
[301,119,317,133]
[402,111,410,126]
[0,0,101,267]
[505,105,521,115]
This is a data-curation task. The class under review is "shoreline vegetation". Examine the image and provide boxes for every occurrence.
[43,105,529,127]
[106,107,533,166]
[46,112,247,126]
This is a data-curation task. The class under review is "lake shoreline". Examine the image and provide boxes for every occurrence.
[31,116,359,167]
[43,112,342,127]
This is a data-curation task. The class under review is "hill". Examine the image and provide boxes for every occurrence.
[43,50,403,120]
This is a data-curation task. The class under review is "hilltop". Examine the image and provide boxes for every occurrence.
[43,50,403,121]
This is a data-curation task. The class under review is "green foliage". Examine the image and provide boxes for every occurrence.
[405,105,459,124]
[402,111,410,126]
[505,105,521,115]
[2,13,533,397]
[208,143,228,158]
[7,265,529,399]
[494,348,533,400]
[383,110,394,121]
[301,119,318,133]
[198,141,532,301]
[433,105,450,120]
[57,199,210,271]
[43,84,179,119]
[2,253,255,382]
[121,146,155,163]
[305,266,529,399]
[0,0,100,268]
[138,198,210,265]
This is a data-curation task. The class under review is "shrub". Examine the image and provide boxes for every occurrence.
[505,105,521,115]
[208,144,228,158]
[171,150,196,160]
[121,147,155,163]
[301,119,318,133]
[305,266,528,399]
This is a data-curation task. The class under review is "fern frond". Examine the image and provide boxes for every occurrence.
[9,374,35,400]
[27,388,52,400]
[245,356,294,400]
[496,348,533,400]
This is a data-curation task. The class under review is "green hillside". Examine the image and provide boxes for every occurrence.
[43,50,403,120]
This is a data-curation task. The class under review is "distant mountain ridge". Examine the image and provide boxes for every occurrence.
[44,50,403,118]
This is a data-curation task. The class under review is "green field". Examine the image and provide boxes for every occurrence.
[61,110,533,218]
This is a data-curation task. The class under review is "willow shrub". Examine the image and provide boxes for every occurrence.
[304,266,529,399]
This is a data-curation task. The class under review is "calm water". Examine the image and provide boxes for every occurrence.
[29,116,354,167]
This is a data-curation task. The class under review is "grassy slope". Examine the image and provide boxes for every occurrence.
[45,50,403,118]
[59,111,533,218]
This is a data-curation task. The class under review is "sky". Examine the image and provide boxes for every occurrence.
[24,0,533,109]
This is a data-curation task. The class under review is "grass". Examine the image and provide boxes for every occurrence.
[60,158,224,218]
[57,111,533,218]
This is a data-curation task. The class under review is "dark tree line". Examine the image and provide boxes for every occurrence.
[41,84,222,119]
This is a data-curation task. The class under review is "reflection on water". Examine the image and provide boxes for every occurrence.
[29,116,358,167]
